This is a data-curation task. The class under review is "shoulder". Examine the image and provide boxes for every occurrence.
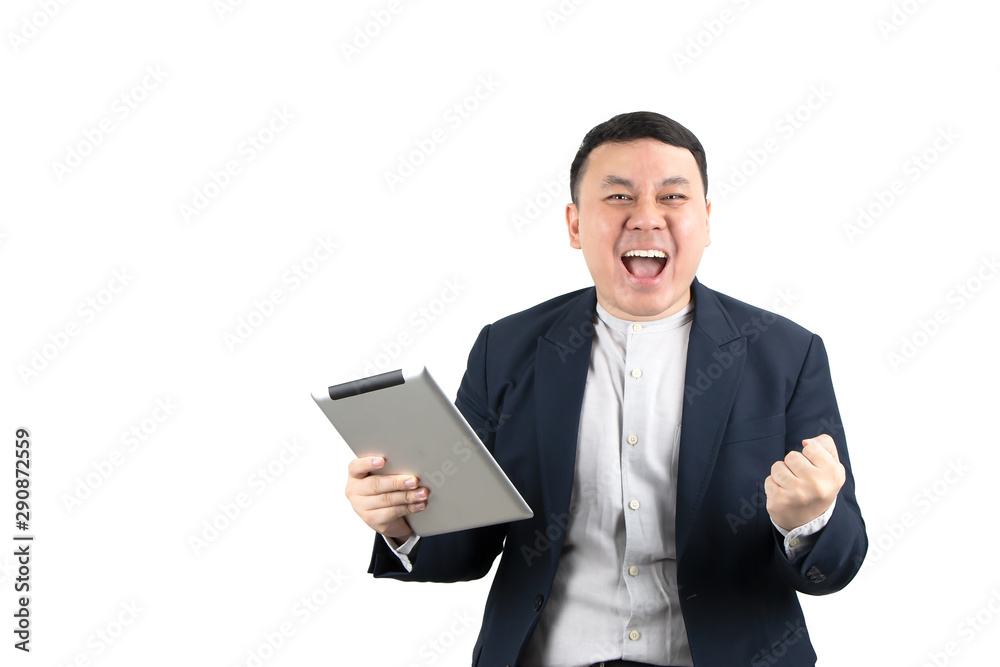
[489,286,595,333]
[469,287,595,371]
[697,281,817,351]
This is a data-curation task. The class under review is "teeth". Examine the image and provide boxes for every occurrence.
[622,249,666,258]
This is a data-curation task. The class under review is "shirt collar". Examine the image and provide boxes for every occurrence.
[595,298,695,334]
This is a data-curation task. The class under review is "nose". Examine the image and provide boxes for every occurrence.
[626,196,666,231]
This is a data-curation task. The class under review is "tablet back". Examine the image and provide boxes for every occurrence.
[312,367,532,536]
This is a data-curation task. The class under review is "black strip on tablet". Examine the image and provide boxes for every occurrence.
[327,369,405,400]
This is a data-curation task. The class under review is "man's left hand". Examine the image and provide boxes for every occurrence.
[764,433,846,531]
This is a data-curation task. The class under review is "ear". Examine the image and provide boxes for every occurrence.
[704,198,712,247]
[566,203,582,249]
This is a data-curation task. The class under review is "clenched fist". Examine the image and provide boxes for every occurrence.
[764,434,846,531]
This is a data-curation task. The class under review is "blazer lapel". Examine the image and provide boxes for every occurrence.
[528,281,744,564]
[676,278,746,560]
[534,288,597,555]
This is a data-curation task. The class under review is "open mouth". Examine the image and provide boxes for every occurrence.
[621,249,668,280]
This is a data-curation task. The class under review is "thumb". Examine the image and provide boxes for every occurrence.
[806,434,839,462]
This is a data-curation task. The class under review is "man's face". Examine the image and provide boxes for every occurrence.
[567,138,711,321]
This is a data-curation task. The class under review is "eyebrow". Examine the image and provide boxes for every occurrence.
[600,175,691,190]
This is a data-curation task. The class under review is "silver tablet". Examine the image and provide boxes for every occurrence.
[312,366,532,537]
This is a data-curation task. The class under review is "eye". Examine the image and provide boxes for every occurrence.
[608,194,631,201]
[662,194,686,201]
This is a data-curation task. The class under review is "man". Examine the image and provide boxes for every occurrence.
[345,112,866,666]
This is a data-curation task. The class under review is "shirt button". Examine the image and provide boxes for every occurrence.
[631,322,642,333]
[790,537,801,548]
[628,565,639,576]
[630,368,642,379]
[628,499,640,510]
[627,435,638,446]
[629,629,641,641]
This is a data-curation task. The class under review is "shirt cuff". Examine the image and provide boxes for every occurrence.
[771,497,837,561]
[381,533,420,573]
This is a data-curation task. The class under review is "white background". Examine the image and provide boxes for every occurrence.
[3,0,998,665]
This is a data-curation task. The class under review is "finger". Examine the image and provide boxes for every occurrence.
[813,433,840,462]
[769,461,791,487]
[347,455,386,479]
[801,437,837,467]
[783,450,815,478]
[764,475,779,497]
[368,501,427,527]
[355,486,429,512]
[364,471,420,497]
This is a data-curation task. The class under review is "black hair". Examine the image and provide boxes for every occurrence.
[569,111,708,204]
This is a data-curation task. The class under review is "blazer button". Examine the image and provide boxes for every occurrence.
[533,594,544,612]
[806,566,826,583]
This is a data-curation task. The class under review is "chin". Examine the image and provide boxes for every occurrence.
[621,286,687,319]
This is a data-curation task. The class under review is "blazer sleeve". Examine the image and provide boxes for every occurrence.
[771,334,867,594]
[368,324,508,582]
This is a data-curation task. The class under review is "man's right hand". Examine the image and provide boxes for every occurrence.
[345,456,429,541]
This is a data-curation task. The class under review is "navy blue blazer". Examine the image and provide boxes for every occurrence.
[369,277,867,667]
